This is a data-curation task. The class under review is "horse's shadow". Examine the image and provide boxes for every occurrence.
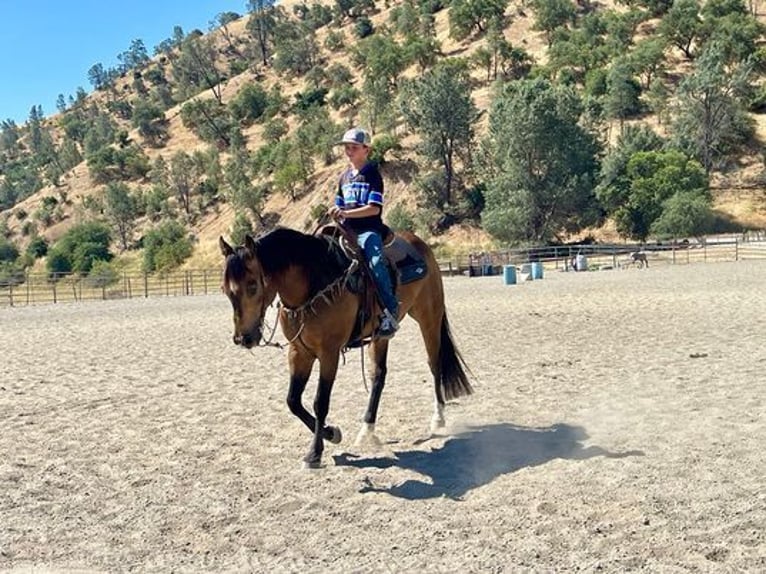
[333,423,643,500]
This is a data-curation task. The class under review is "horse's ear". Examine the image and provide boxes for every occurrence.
[219,236,234,258]
[244,234,258,254]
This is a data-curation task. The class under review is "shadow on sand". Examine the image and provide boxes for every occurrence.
[333,422,643,500]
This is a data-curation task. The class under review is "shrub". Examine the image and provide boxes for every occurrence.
[87,260,119,288]
[230,212,254,245]
[386,204,416,231]
[0,237,19,262]
[45,221,112,276]
[143,220,193,273]
[26,236,48,259]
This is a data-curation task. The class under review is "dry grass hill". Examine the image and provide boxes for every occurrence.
[2,0,766,271]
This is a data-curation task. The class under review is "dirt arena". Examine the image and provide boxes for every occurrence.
[1,261,765,572]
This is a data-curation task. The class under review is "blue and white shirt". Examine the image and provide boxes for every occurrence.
[335,162,385,233]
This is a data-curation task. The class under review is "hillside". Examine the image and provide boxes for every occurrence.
[1,0,765,271]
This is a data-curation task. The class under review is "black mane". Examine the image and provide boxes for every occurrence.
[250,227,350,296]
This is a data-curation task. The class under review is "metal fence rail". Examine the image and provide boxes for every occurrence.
[1,269,219,307]
[438,237,766,276]
[3,236,766,307]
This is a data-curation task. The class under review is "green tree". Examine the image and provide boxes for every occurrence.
[172,35,224,103]
[603,59,642,129]
[228,82,269,125]
[104,182,139,251]
[651,190,714,238]
[670,42,755,174]
[448,0,509,41]
[273,21,319,76]
[629,37,667,89]
[481,78,602,244]
[224,149,267,223]
[180,99,235,148]
[399,59,479,209]
[132,98,167,146]
[658,0,702,59]
[168,152,198,215]
[614,150,709,240]
[531,0,576,47]
[247,0,282,67]
[596,124,665,214]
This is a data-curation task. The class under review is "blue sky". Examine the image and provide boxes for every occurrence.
[0,1,249,125]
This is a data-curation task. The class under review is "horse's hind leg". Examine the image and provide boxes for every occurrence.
[355,339,389,448]
[410,305,446,432]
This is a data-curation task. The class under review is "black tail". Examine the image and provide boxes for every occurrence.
[439,314,473,401]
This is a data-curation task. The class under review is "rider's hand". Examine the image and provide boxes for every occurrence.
[328,205,343,221]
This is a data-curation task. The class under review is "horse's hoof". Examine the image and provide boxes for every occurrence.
[354,423,383,448]
[302,459,322,470]
[327,426,343,444]
[430,417,446,432]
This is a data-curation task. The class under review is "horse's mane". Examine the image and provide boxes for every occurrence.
[251,227,350,297]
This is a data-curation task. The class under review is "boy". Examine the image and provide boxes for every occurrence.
[328,128,399,338]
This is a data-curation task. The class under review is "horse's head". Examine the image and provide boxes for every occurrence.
[219,234,277,348]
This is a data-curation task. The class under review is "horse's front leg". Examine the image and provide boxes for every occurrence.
[286,346,341,448]
[304,353,341,469]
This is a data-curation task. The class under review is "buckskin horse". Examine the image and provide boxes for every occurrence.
[219,226,472,468]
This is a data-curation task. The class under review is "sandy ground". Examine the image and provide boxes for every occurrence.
[1,261,765,573]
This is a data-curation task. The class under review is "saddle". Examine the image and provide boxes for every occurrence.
[316,224,427,347]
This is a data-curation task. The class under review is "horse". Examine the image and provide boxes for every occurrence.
[219,226,473,468]
[629,251,649,268]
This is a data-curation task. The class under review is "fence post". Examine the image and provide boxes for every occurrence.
[144,273,149,298]
[8,281,13,307]
[52,276,57,304]
[26,271,30,305]
[735,239,739,261]
[203,270,208,294]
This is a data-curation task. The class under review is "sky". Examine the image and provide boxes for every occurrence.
[0,1,249,125]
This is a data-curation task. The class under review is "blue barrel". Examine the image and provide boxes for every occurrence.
[531,262,544,280]
[503,265,516,285]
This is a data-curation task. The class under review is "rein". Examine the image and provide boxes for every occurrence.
[253,257,359,351]
[281,258,359,321]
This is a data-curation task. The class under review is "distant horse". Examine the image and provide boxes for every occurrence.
[629,251,649,268]
[219,227,473,468]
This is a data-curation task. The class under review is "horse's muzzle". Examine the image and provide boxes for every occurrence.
[233,328,261,348]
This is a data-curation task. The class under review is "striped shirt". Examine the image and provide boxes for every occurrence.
[335,162,385,233]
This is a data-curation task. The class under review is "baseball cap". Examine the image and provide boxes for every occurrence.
[338,127,371,146]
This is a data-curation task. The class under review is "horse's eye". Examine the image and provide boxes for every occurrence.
[246,283,259,296]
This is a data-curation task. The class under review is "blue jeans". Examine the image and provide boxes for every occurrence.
[357,231,398,316]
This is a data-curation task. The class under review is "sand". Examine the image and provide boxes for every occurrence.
[1,261,765,572]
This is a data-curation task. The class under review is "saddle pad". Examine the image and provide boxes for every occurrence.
[398,260,427,284]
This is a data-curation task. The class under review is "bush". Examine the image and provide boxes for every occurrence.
[355,17,374,38]
[26,236,48,259]
[369,133,401,164]
[386,204,416,231]
[86,260,119,288]
[228,83,269,125]
[45,221,112,276]
[230,212,254,245]
[0,237,19,262]
[143,220,193,273]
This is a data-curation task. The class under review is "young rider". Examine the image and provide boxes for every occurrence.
[328,127,399,339]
